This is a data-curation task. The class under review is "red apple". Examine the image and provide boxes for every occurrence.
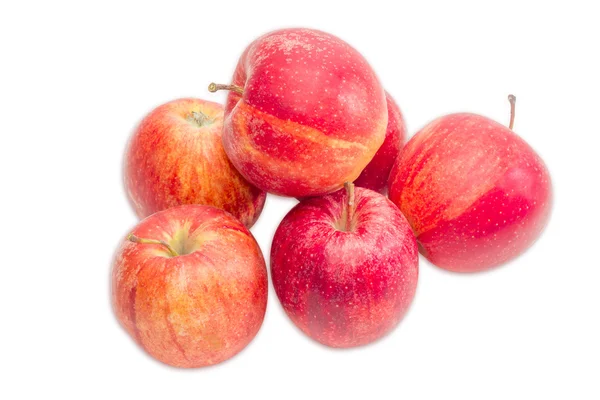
[125,98,266,228]
[354,92,407,194]
[112,205,268,368]
[388,96,552,272]
[209,28,387,198]
[271,183,418,348]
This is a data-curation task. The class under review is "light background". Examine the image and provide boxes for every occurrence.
[1,1,598,399]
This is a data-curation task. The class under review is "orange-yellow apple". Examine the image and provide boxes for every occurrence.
[209,28,387,198]
[112,205,268,368]
[125,98,266,227]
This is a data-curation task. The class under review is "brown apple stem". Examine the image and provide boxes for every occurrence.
[208,82,244,95]
[508,94,516,130]
[344,182,355,231]
[127,234,179,257]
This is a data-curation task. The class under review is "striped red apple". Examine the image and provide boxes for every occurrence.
[388,96,552,272]
[210,28,387,198]
[112,205,268,368]
[125,98,265,227]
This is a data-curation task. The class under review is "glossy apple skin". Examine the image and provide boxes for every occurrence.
[112,205,268,368]
[388,113,552,272]
[222,28,387,198]
[125,98,266,228]
[271,187,418,348]
[354,92,407,194]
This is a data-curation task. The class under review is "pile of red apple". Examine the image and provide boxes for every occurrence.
[112,28,552,368]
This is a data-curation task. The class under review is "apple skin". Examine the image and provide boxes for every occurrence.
[271,186,418,348]
[220,28,387,198]
[125,98,266,228]
[354,92,407,194]
[388,113,552,273]
[112,205,268,368]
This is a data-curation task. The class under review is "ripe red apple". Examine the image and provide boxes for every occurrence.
[112,205,268,368]
[354,92,407,194]
[271,183,418,348]
[125,98,266,228]
[388,96,552,272]
[209,28,387,198]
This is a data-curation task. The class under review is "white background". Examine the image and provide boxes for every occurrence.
[1,1,599,399]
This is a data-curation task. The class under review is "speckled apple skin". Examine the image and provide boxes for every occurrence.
[222,28,387,198]
[388,113,552,273]
[271,187,418,348]
[125,98,266,228]
[112,205,268,368]
[354,92,406,194]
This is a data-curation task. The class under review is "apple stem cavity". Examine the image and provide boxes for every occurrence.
[187,111,212,127]
[508,94,516,130]
[208,82,244,96]
[127,234,179,257]
[341,182,356,232]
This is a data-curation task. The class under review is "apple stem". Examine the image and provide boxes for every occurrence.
[208,82,244,95]
[508,94,516,130]
[127,234,179,257]
[344,182,355,232]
